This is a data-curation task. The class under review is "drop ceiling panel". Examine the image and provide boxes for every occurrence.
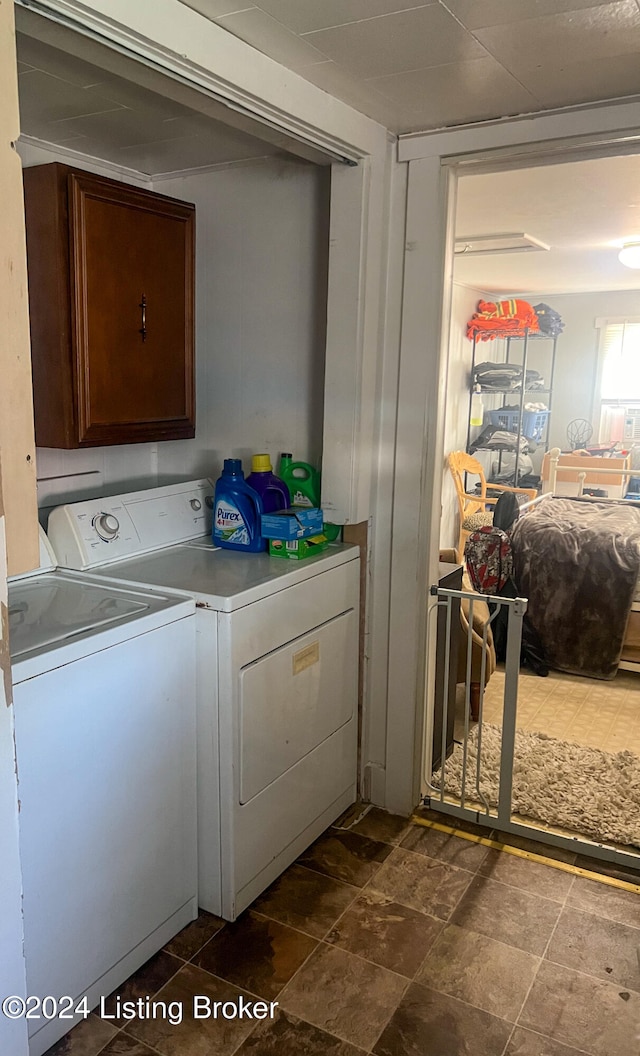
[18,72,126,126]
[20,0,640,148]
[17,33,108,87]
[84,77,198,121]
[514,50,640,108]
[215,8,327,69]
[176,0,640,133]
[370,56,538,131]
[300,60,412,129]
[37,108,215,150]
[304,4,486,80]
[113,133,270,173]
[444,0,622,30]
[16,29,282,176]
[256,0,437,35]
[475,1,640,74]
[178,0,258,17]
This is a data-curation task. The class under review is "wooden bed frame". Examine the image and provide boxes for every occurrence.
[542,449,632,499]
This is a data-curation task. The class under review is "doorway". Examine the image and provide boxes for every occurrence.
[424,147,640,870]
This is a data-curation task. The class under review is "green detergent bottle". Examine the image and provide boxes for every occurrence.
[278,454,320,508]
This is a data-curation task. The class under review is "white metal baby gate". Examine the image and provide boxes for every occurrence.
[423,584,640,871]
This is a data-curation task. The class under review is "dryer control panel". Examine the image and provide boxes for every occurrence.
[48,479,214,570]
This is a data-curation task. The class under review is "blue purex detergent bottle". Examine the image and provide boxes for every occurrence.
[246,453,291,514]
[213,459,264,552]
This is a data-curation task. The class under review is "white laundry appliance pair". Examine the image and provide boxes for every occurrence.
[47,478,360,921]
[8,532,197,1056]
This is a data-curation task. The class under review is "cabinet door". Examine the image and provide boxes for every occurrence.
[69,172,195,445]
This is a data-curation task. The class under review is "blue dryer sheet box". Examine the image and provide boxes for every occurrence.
[260,507,324,540]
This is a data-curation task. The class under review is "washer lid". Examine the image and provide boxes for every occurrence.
[8,573,148,658]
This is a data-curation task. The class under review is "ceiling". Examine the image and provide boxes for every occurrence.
[178,0,640,134]
[15,31,282,176]
[13,5,640,296]
[454,153,640,294]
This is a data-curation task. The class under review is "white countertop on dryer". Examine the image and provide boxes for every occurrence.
[88,540,359,611]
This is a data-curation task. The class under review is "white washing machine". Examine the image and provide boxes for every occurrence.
[9,534,197,1056]
[48,479,360,920]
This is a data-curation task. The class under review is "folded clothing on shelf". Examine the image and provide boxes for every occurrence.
[468,424,533,455]
[466,299,540,341]
[473,361,544,391]
[533,303,564,337]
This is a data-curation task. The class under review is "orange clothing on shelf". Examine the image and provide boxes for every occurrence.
[467,299,540,341]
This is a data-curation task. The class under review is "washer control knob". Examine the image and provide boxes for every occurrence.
[95,513,120,541]
[190,499,202,511]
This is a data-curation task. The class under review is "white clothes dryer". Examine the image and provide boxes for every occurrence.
[48,480,360,920]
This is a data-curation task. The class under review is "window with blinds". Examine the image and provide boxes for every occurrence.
[597,320,640,442]
[600,321,640,400]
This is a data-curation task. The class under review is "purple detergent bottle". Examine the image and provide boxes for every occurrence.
[246,454,291,514]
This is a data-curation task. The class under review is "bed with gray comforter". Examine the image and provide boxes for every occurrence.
[511,496,640,679]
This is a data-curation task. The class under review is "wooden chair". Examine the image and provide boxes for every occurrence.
[447,451,537,561]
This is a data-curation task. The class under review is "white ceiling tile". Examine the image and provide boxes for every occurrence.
[178,0,256,19]
[18,72,126,127]
[113,133,274,175]
[513,50,640,107]
[16,29,280,171]
[476,1,640,74]
[214,8,327,69]
[16,34,106,87]
[255,0,435,35]
[370,56,540,131]
[90,77,195,119]
[304,5,486,79]
[41,109,218,149]
[300,61,413,129]
[444,0,622,31]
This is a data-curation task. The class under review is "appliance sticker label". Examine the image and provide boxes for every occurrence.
[292,641,320,675]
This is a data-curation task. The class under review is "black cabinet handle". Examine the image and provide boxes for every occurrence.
[139,294,147,342]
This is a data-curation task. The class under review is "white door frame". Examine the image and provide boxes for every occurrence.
[386,99,640,816]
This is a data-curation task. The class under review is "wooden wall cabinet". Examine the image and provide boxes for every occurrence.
[23,163,195,448]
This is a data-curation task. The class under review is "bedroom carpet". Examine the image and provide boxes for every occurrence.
[437,724,640,848]
[480,668,640,754]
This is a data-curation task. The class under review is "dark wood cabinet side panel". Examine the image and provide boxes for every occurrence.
[23,164,76,448]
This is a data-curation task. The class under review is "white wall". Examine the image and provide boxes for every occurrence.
[156,157,329,483]
[440,283,488,549]
[520,289,640,451]
[19,141,329,515]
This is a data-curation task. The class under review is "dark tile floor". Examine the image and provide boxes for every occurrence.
[44,809,640,1056]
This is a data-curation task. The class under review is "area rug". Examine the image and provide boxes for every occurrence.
[435,724,640,848]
